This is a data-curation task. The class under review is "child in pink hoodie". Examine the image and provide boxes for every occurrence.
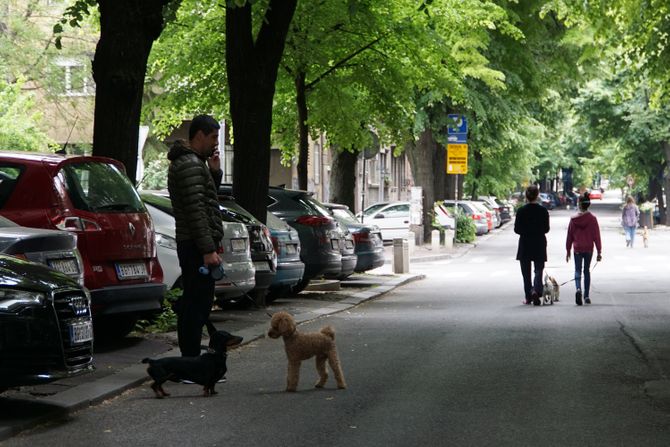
[566,192,602,305]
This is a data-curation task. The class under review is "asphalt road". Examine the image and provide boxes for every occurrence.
[4,194,670,446]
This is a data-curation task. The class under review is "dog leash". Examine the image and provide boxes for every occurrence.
[557,259,600,286]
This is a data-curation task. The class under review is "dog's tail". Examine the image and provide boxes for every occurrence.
[320,326,335,340]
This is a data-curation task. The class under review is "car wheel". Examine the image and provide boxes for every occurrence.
[93,314,139,342]
[266,286,287,303]
[291,278,310,294]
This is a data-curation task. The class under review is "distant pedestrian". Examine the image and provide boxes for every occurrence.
[566,192,602,306]
[514,185,550,306]
[621,196,639,247]
[167,114,224,357]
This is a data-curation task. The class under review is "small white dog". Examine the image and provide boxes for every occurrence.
[542,274,560,305]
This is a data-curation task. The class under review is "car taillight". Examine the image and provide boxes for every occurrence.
[295,215,333,226]
[471,214,481,220]
[353,232,371,244]
[53,216,101,232]
[271,236,280,254]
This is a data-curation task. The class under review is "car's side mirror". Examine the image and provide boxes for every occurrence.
[374,213,385,219]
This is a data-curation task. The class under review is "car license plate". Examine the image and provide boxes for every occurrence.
[331,239,340,250]
[115,262,148,280]
[254,261,270,271]
[345,240,354,249]
[231,238,246,252]
[285,244,297,254]
[69,321,93,344]
[48,258,80,275]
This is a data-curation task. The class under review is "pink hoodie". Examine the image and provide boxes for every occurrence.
[566,211,602,254]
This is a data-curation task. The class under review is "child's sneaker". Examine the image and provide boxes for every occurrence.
[575,290,583,306]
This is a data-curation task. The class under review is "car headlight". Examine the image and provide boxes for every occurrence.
[156,233,177,250]
[0,289,46,312]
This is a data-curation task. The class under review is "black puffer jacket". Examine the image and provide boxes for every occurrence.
[167,140,223,254]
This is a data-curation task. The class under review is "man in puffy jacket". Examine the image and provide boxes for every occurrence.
[566,192,602,306]
[167,114,224,356]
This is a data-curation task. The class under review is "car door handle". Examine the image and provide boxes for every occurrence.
[403,220,409,223]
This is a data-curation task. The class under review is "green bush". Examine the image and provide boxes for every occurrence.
[455,213,476,243]
[135,288,182,334]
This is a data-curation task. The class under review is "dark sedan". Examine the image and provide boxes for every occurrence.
[0,215,84,285]
[0,254,94,392]
[324,203,384,273]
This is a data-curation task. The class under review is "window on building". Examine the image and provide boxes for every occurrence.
[54,59,95,97]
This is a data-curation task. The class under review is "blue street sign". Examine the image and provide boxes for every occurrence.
[447,114,467,134]
[447,134,467,143]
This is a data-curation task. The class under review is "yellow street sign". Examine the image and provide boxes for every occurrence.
[446,144,468,174]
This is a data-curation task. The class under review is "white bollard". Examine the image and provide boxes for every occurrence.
[444,229,454,250]
[431,229,440,251]
[393,238,410,273]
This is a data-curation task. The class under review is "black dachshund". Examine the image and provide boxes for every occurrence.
[142,322,243,398]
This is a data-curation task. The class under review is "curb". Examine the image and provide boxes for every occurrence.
[0,272,424,442]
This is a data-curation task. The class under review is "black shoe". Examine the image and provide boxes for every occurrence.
[585,297,591,304]
[531,292,541,306]
[576,290,583,306]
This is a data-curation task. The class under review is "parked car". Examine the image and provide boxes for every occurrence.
[0,152,165,339]
[217,193,277,305]
[588,189,603,200]
[470,201,495,231]
[358,201,411,242]
[434,203,456,230]
[442,200,489,235]
[0,254,94,393]
[473,200,499,229]
[265,212,305,302]
[260,186,342,293]
[325,226,357,280]
[0,214,84,285]
[538,192,555,210]
[478,196,510,225]
[324,203,384,273]
[139,191,256,303]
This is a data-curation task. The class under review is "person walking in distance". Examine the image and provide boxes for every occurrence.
[514,185,550,306]
[167,114,224,356]
[566,192,602,306]
[621,196,639,248]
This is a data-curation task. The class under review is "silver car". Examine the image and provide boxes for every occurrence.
[0,215,84,285]
[140,191,256,302]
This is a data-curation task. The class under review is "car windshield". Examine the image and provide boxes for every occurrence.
[265,211,290,230]
[218,199,260,225]
[362,202,388,217]
[0,215,17,227]
[331,208,358,224]
[297,196,332,218]
[60,161,145,213]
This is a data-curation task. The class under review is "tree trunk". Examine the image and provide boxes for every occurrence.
[662,141,670,224]
[92,0,171,184]
[406,129,439,243]
[295,70,309,190]
[226,0,297,224]
[329,148,357,209]
[469,145,482,199]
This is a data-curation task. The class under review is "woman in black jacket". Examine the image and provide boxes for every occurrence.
[514,185,550,305]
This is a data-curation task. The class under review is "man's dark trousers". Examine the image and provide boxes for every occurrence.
[176,240,215,357]
[519,259,544,300]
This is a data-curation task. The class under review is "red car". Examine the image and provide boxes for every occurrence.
[0,152,165,339]
[588,189,603,200]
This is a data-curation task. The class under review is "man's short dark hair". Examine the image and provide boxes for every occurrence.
[189,114,220,140]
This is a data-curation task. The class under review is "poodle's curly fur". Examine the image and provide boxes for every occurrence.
[268,311,346,392]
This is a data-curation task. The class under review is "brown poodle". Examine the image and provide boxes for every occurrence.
[267,311,347,392]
